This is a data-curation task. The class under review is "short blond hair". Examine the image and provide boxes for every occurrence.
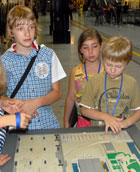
[102,36,132,64]
[6,5,38,40]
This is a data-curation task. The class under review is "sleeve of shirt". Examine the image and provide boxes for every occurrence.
[52,52,67,83]
[0,109,6,154]
[130,80,140,110]
[80,78,96,109]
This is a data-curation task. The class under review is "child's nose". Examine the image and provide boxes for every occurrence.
[24,29,30,36]
[88,47,93,54]
[110,66,116,73]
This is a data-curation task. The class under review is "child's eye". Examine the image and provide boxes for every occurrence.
[107,63,111,66]
[116,66,122,68]
[92,45,97,48]
[29,25,35,29]
[17,27,23,31]
[83,47,88,49]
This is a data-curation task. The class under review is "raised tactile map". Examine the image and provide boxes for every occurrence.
[13,131,140,172]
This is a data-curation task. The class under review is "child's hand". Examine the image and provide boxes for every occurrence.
[12,98,25,108]
[104,115,123,134]
[0,97,20,113]
[17,99,39,117]
[0,154,11,166]
[20,113,32,129]
[118,119,129,129]
[11,99,39,117]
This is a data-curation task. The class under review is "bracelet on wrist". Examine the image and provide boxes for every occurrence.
[15,112,21,129]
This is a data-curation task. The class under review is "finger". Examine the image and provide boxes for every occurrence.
[117,122,122,132]
[35,111,39,117]
[4,156,11,162]
[24,119,30,127]
[15,107,20,113]
[14,105,20,111]
[105,125,109,134]
[0,156,11,166]
[112,124,121,134]
[16,101,26,109]
[20,124,26,129]
[31,114,36,118]
[31,111,39,118]
[119,127,122,133]
[21,121,28,129]
[110,121,120,134]
[114,127,119,134]
[18,105,25,111]
[11,106,20,113]
[25,114,32,120]
[8,101,15,105]
[110,126,117,134]
[22,124,27,129]
[0,154,9,159]
[115,122,122,133]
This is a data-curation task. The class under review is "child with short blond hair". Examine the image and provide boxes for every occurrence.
[81,36,140,134]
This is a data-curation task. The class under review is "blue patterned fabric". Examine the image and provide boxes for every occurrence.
[2,45,61,129]
[0,108,6,153]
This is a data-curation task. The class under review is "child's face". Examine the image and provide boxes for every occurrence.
[103,59,127,80]
[11,19,35,50]
[80,38,101,63]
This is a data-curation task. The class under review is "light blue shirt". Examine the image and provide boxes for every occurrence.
[2,42,66,129]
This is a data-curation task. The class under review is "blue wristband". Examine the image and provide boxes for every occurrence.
[15,112,21,129]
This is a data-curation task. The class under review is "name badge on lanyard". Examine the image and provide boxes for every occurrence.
[105,72,123,116]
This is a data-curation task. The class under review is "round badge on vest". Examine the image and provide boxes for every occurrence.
[35,62,49,79]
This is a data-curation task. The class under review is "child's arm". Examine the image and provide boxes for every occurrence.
[82,106,123,134]
[0,113,31,129]
[14,81,62,116]
[64,68,76,128]
[119,109,140,128]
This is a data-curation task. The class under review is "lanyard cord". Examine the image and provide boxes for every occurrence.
[84,59,101,82]
[105,72,123,116]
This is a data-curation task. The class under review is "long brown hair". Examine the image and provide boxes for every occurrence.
[78,29,102,63]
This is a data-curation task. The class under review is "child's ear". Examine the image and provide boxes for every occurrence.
[80,49,83,55]
[9,31,15,40]
[100,44,103,51]
[10,31,14,37]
